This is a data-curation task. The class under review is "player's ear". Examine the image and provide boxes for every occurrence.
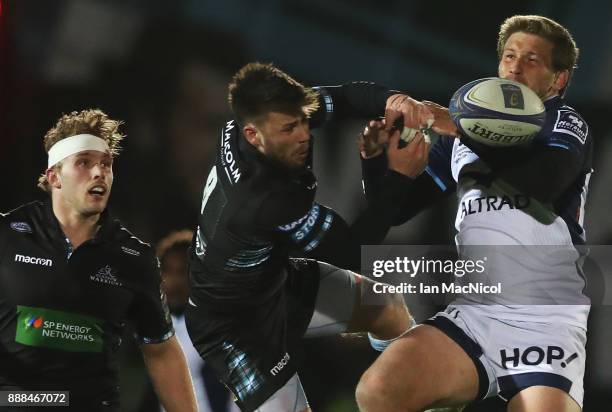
[554,70,570,93]
[243,123,262,149]
[46,167,61,189]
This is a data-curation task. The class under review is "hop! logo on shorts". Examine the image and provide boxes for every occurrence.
[25,315,44,329]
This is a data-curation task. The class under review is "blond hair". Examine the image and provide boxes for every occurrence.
[38,109,124,192]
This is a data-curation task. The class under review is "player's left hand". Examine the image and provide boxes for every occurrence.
[385,94,434,131]
[359,119,389,158]
[422,100,459,137]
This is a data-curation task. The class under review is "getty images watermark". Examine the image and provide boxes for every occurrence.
[370,255,502,295]
[362,244,612,306]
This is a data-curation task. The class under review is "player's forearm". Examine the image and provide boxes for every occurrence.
[141,336,198,412]
[461,137,580,204]
[318,82,398,120]
[361,153,388,201]
[362,155,448,225]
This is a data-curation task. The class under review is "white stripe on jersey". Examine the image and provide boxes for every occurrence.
[578,170,592,229]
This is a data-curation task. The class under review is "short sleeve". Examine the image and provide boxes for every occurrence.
[128,250,174,344]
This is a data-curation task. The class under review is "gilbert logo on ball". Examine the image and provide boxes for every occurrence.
[449,77,546,146]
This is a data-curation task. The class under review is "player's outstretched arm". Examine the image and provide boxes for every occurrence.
[359,118,455,225]
[141,336,198,412]
[310,82,401,128]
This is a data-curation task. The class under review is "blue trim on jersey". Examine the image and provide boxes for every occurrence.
[225,245,274,270]
[548,143,570,150]
[222,342,265,401]
[426,137,455,192]
[425,166,448,192]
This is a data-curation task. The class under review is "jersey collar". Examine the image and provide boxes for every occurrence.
[544,95,563,110]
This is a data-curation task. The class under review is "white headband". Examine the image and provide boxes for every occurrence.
[47,134,110,168]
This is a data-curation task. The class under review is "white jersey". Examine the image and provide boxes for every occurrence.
[425,95,593,326]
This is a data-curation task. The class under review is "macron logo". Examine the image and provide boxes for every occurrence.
[15,254,53,267]
[270,352,290,376]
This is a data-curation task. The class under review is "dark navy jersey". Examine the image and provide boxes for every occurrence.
[189,83,412,309]
[0,201,173,405]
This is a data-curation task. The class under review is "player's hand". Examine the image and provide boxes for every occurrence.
[385,94,434,131]
[422,100,459,137]
[387,129,430,178]
[359,119,389,158]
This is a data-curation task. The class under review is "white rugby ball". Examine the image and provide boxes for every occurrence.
[449,77,546,146]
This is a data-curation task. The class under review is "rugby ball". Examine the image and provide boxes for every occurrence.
[449,77,545,146]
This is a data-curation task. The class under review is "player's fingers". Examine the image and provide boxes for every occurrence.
[418,105,435,129]
[370,119,384,130]
[422,100,445,110]
[387,129,401,149]
[402,132,424,154]
[384,109,400,131]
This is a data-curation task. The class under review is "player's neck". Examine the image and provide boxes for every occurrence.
[51,199,101,249]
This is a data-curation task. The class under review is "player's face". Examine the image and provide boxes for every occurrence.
[161,250,190,313]
[498,31,561,100]
[54,150,114,217]
[256,111,311,169]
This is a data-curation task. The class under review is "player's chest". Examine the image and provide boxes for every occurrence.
[0,236,134,320]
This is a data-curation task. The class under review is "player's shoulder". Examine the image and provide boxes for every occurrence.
[0,200,45,233]
[110,220,156,261]
[544,98,590,145]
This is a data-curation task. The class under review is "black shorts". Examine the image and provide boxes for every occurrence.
[185,258,320,411]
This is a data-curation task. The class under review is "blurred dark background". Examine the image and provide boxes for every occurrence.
[1,0,611,411]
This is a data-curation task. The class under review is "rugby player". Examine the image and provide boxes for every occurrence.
[154,230,238,412]
[186,63,430,412]
[355,15,592,412]
[0,109,197,411]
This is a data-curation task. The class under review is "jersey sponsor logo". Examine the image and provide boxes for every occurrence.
[303,211,333,252]
[292,204,320,241]
[14,254,53,267]
[553,109,588,144]
[90,265,122,287]
[120,246,140,256]
[220,120,241,184]
[10,222,32,233]
[270,352,290,376]
[15,305,104,352]
[460,194,530,218]
[500,346,579,369]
